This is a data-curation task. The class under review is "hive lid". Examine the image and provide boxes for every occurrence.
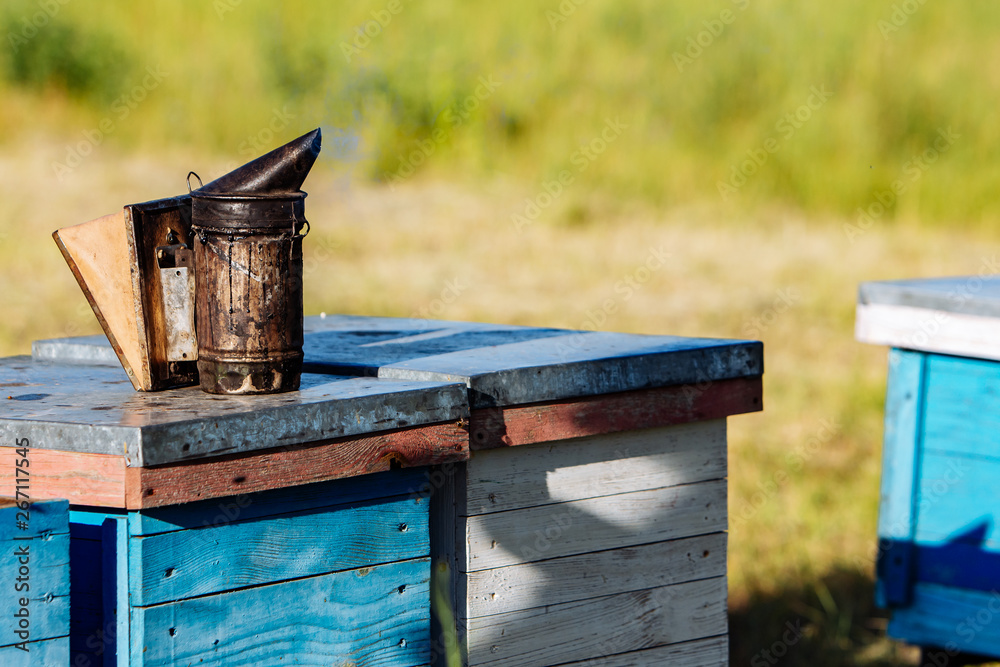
[33,315,765,409]
[300,316,764,409]
[0,356,467,467]
[858,275,1000,318]
[856,275,1000,359]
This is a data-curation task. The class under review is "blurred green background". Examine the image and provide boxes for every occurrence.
[4,0,1000,223]
[3,1,1000,665]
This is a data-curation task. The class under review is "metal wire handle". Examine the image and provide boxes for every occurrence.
[186,171,203,193]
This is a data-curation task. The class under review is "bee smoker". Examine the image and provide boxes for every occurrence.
[189,128,322,394]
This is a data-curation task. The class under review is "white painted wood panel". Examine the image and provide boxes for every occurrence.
[466,577,728,667]
[463,421,726,515]
[465,532,725,618]
[555,635,727,667]
[462,479,727,571]
[856,302,1000,359]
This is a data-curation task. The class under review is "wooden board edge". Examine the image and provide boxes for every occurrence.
[123,205,154,390]
[469,375,762,450]
[126,422,470,509]
[0,449,126,508]
[461,479,728,572]
[549,635,728,667]
[52,225,143,391]
[429,461,468,667]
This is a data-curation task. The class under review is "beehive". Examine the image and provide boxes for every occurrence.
[858,276,1000,658]
[3,315,763,666]
[300,316,763,666]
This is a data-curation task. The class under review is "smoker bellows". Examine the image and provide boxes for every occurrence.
[52,128,322,394]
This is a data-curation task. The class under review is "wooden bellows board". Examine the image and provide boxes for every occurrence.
[53,196,198,391]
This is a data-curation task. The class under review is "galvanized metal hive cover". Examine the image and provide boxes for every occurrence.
[29,314,763,414]
[0,357,466,466]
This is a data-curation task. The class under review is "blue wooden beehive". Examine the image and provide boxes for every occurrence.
[0,342,469,666]
[70,471,431,665]
[857,276,1000,658]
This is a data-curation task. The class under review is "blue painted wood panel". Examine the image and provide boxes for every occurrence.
[129,495,429,605]
[0,498,69,647]
[70,474,435,665]
[876,349,925,607]
[130,557,431,667]
[914,451,1000,549]
[103,517,129,667]
[0,497,68,540]
[878,349,1000,659]
[69,509,130,666]
[889,583,1000,658]
[923,353,1000,460]
[0,636,69,665]
[70,520,106,665]
[128,468,427,537]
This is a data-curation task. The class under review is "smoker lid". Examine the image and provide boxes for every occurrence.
[192,128,322,197]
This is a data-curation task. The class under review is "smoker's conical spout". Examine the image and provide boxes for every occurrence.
[193,128,322,196]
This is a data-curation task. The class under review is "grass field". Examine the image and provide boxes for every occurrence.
[4,1,1000,665]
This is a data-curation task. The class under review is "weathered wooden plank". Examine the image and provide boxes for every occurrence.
[554,635,727,667]
[876,349,924,608]
[466,577,728,667]
[0,449,125,508]
[463,479,727,571]
[0,499,69,645]
[856,302,1000,361]
[129,467,426,536]
[130,558,432,667]
[0,496,69,540]
[53,209,147,390]
[463,421,726,515]
[129,495,428,605]
[428,463,465,667]
[469,377,757,450]
[124,422,468,509]
[465,533,725,618]
[888,583,1000,658]
[923,353,1000,460]
[0,531,69,644]
[0,636,70,665]
[127,196,201,391]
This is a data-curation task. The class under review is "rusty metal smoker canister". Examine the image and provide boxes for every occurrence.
[189,129,322,394]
